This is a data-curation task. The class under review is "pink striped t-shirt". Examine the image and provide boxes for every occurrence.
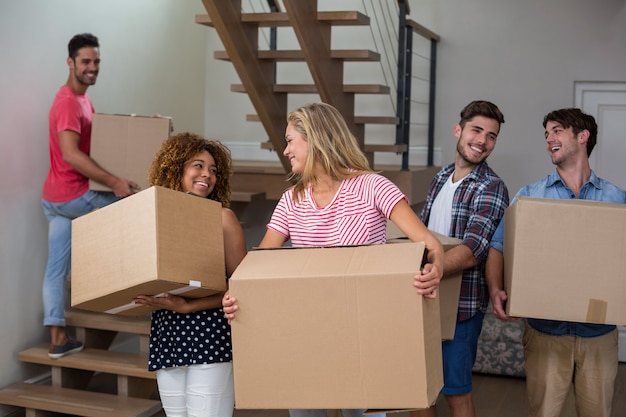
[267,173,406,247]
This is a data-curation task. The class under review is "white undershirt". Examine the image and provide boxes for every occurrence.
[428,172,465,236]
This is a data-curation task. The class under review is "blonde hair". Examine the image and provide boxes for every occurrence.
[287,102,372,202]
[147,132,233,207]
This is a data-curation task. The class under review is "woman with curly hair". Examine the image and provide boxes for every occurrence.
[133,132,246,417]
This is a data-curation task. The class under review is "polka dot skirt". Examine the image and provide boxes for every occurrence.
[148,308,232,371]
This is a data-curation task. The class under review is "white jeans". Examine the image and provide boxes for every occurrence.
[156,363,234,417]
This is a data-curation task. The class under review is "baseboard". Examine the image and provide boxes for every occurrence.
[617,326,626,362]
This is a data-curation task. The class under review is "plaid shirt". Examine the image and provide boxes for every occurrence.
[420,161,509,321]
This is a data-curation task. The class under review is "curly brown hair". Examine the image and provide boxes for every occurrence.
[147,132,233,207]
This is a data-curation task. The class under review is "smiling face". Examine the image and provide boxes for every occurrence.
[544,121,585,166]
[181,150,217,197]
[454,115,500,167]
[68,46,100,87]
[283,121,309,174]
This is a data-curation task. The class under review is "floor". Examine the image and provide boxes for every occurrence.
[232,363,626,417]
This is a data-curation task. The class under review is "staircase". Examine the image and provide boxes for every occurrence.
[0,310,162,417]
[197,0,441,206]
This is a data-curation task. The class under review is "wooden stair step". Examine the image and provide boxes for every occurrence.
[0,383,161,417]
[230,161,440,206]
[247,114,398,125]
[214,49,380,62]
[233,160,286,174]
[260,141,406,153]
[66,309,151,336]
[231,83,390,94]
[362,144,408,153]
[196,11,369,27]
[19,345,154,380]
[231,190,267,202]
[354,115,400,125]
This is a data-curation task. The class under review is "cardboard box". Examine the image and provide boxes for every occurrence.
[504,196,626,325]
[89,113,172,192]
[71,186,226,315]
[386,222,463,340]
[229,242,443,410]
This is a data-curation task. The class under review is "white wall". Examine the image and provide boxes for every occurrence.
[431,0,626,195]
[1,0,626,408]
[0,0,206,400]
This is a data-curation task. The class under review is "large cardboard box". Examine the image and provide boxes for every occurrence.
[229,242,443,410]
[504,196,626,325]
[386,222,463,340]
[71,186,226,315]
[89,113,171,192]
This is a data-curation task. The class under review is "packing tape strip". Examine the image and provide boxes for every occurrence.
[104,280,203,315]
[586,298,608,324]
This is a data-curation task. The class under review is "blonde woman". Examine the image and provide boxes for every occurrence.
[223,102,444,417]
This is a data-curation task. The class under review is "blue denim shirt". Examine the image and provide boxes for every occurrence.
[491,169,626,337]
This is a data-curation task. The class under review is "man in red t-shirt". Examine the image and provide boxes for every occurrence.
[41,33,138,359]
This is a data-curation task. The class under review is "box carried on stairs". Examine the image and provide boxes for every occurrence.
[89,113,172,192]
[71,186,226,315]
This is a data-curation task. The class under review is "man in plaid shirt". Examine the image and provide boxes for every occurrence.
[414,101,509,417]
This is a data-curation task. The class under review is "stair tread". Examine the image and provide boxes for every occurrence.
[231,83,390,94]
[247,114,398,125]
[19,345,154,379]
[354,115,400,124]
[362,143,408,152]
[214,49,380,62]
[196,11,369,27]
[231,190,267,202]
[66,309,151,335]
[260,141,406,153]
[0,382,161,417]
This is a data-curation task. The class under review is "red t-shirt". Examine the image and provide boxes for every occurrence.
[42,85,94,202]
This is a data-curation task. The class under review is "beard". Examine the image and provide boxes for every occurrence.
[457,141,488,166]
[74,69,97,86]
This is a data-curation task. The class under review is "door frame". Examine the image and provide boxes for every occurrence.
[574,81,626,362]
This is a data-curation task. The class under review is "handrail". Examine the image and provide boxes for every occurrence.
[406,19,440,41]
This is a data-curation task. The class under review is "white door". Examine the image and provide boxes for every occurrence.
[575,82,626,190]
[575,81,626,362]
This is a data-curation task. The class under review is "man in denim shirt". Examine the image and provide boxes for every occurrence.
[486,108,626,417]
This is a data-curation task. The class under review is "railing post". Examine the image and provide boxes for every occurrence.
[267,0,279,83]
[395,1,411,171]
[427,39,437,167]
